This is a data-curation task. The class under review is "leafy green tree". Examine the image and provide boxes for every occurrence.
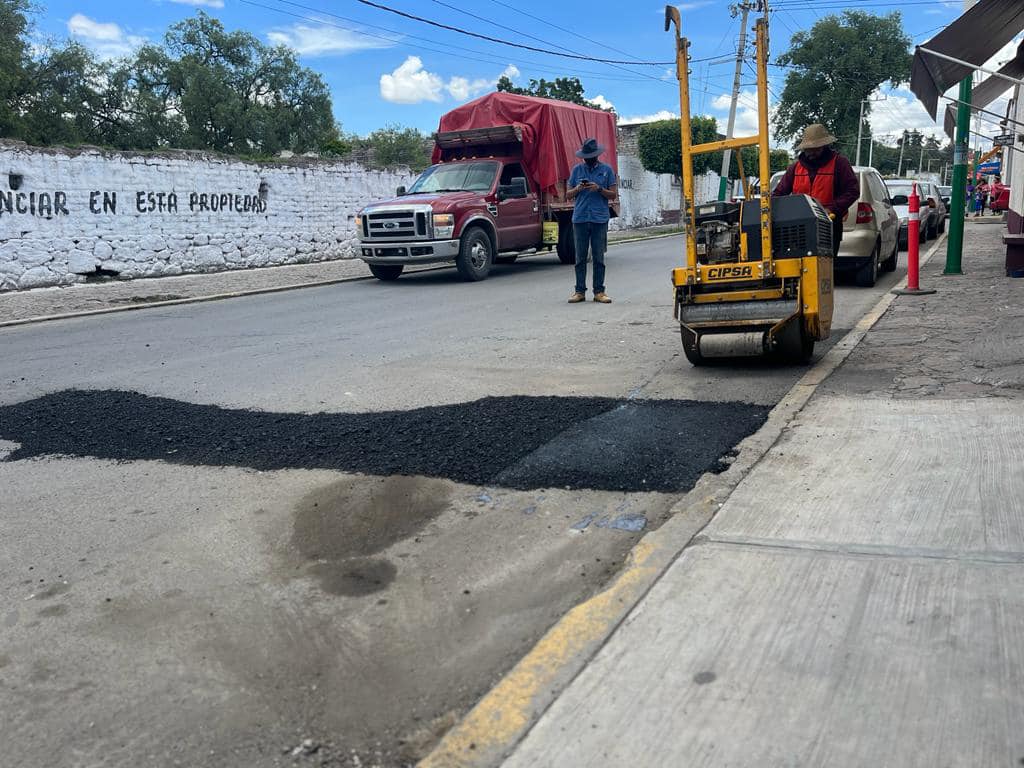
[496,75,610,111]
[774,11,911,159]
[359,125,431,171]
[0,0,32,138]
[637,116,790,178]
[160,14,334,155]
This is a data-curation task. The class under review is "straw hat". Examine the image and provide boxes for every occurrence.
[797,123,837,150]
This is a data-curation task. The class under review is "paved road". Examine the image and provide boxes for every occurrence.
[0,237,907,767]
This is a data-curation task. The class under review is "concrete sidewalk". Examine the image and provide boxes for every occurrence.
[497,220,1024,766]
[0,224,680,326]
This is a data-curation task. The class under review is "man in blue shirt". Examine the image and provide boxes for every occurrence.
[567,138,617,303]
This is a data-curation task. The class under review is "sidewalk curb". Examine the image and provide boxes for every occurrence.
[0,232,682,329]
[419,235,948,768]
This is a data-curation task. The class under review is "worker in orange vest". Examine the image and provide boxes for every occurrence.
[772,124,860,257]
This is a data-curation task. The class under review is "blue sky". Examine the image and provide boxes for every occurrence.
[33,0,1010,145]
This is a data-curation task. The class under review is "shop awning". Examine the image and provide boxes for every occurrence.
[942,41,1024,137]
[911,0,1024,120]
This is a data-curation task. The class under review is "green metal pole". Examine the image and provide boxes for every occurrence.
[718,176,729,201]
[945,76,971,275]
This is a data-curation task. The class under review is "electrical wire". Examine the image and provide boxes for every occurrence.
[235,0,658,83]
[351,0,680,65]
[426,0,668,84]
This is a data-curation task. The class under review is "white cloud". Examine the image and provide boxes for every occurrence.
[446,75,491,101]
[673,2,712,10]
[710,88,761,135]
[168,0,225,7]
[68,13,122,41]
[381,56,445,104]
[619,110,678,125]
[590,94,615,111]
[67,13,145,59]
[267,24,396,56]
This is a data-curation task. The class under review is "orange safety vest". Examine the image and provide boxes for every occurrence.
[792,156,837,207]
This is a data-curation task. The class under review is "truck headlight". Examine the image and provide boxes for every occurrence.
[355,215,363,232]
[433,213,454,239]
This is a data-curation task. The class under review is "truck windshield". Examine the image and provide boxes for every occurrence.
[407,162,499,194]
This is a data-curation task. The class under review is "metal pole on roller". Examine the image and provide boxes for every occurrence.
[945,76,971,275]
[719,0,753,201]
[894,182,936,296]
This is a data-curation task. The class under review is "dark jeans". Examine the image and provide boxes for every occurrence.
[832,218,842,258]
[573,221,608,293]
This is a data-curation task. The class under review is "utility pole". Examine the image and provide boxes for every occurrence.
[868,133,874,168]
[897,130,906,176]
[918,143,925,176]
[719,0,755,201]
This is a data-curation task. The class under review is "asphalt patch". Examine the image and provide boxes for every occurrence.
[0,390,768,493]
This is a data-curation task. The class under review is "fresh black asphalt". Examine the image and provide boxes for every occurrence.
[0,390,768,493]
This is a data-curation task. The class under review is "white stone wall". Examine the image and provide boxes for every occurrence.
[0,142,415,291]
[611,157,722,231]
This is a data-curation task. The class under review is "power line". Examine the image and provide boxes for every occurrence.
[351,0,677,65]
[236,0,657,83]
[427,0,666,84]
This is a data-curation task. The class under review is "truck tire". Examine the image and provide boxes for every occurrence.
[556,221,575,265]
[456,226,493,281]
[369,264,403,281]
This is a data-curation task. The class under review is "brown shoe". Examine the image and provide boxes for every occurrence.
[568,292,585,303]
[593,292,612,303]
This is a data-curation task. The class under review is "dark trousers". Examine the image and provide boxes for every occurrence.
[832,218,842,258]
[573,222,608,294]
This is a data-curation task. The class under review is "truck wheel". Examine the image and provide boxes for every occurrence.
[856,243,879,287]
[556,221,575,265]
[456,227,493,281]
[369,264,403,281]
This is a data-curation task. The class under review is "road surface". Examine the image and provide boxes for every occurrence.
[0,237,907,767]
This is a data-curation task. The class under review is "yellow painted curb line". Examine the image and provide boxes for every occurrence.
[420,234,948,768]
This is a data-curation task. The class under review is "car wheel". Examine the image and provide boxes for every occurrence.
[881,238,898,272]
[369,264,403,281]
[455,226,493,282]
[856,242,879,287]
[556,220,575,265]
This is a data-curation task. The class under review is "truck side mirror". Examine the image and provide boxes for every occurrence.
[396,185,406,196]
[498,178,528,201]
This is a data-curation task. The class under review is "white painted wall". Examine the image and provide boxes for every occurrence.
[0,142,415,291]
[0,140,697,291]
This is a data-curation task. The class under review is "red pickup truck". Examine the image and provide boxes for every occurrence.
[355,92,618,281]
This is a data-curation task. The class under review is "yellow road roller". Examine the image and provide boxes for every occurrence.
[664,5,834,365]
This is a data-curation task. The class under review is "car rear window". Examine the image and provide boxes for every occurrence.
[886,183,914,198]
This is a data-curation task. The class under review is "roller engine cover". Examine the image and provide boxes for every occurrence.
[741,194,833,260]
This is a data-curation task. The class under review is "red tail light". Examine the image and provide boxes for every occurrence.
[855,202,874,224]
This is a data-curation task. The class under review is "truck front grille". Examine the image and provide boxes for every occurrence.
[364,209,430,241]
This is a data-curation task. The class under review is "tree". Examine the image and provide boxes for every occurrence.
[637,116,791,178]
[773,11,911,160]
[360,125,431,171]
[0,0,32,138]
[496,75,610,111]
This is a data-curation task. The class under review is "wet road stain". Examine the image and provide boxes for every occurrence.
[0,390,768,493]
[293,477,452,560]
[308,558,397,596]
[292,476,449,595]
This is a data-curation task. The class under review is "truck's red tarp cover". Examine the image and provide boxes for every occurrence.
[432,92,618,194]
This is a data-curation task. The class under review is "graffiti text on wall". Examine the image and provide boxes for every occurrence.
[0,190,268,219]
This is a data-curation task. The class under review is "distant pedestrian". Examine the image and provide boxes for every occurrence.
[771,124,859,258]
[991,175,1007,214]
[977,179,990,216]
[567,138,617,304]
